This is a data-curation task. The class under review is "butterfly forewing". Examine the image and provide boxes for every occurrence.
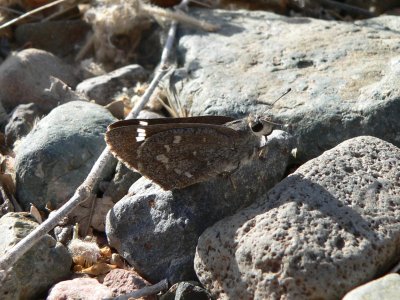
[107,116,235,130]
[106,117,236,171]
[136,125,240,189]
[105,125,143,171]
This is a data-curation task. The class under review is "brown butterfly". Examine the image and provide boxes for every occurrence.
[105,115,274,190]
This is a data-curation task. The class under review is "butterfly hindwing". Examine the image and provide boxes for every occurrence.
[105,116,239,188]
[136,125,241,189]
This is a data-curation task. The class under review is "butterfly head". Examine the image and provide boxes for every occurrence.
[247,115,275,137]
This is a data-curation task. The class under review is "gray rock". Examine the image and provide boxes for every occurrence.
[76,64,148,105]
[342,273,400,300]
[0,101,8,127]
[5,103,44,146]
[172,9,400,162]
[102,268,155,299]
[0,212,72,300]
[15,20,91,58]
[0,48,79,112]
[15,101,116,210]
[160,281,212,300]
[194,136,400,299]
[47,277,112,300]
[106,130,294,283]
[0,268,20,300]
[102,162,141,204]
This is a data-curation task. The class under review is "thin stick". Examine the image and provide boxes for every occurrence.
[0,0,68,30]
[0,6,40,19]
[141,2,219,32]
[0,0,188,271]
[104,279,169,300]
[75,33,95,62]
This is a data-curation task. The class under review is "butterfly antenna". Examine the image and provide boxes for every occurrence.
[272,88,291,105]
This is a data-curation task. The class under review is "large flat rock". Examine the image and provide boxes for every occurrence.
[172,10,400,162]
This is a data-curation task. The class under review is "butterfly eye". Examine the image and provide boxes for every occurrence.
[249,118,274,136]
[251,122,264,133]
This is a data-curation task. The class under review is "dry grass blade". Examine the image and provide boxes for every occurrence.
[0,0,69,30]
[141,1,219,32]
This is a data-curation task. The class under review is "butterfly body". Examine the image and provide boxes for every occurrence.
[105,115,274,190]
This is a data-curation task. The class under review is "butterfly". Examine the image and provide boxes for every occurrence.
[105,115,275,190]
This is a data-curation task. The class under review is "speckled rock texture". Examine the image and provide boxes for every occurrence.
[103,268,156,299]
[0,48,78,112]
[194,136,400,299]
[76,64,148,105]
[160,281,212,300]
[342,273,400,300]
[0,212,72,300]
[47,278,112,300]
[106,130,294,284]
[15,101,116,210]
[5,103,44,146]
[173,10,400,162]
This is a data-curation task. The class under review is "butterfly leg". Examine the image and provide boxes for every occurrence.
[229,176,237,190]
[258,146,269,160]
[218,161,241,190]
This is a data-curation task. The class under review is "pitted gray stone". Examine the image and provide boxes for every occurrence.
[195,136,400,300]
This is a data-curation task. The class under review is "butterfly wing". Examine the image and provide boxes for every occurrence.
[135,125,241,190]
[107,116,235,130]
[105,116,235,172]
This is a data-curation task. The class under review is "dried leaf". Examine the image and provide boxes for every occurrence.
[105,100,125,119]
[81,262,117,276]
[29,203,43,223]
[100,246,112,259]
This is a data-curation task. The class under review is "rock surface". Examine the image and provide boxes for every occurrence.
[15,20,91,58]
[0,212,72,300]
[106,130,294,283]
[342,273,400,300]
[194,136,400,299]
[47,277,112,300]
[173,10,400,162]
[76,64,149,105]
[15,101,116,210]
[0,48,79,112]
[160,281,212,300]
[102,162,141,204]
[103,268,156,299]
[5,103,44,146]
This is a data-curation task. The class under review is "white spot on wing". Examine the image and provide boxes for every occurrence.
[193,151,197,156]
[156,154,169,164]
[173,136,182,144]
[137,128,146,133]
[139,121,148,126]
[137,132,146,137]
[164,145,171,152]
[174,168,182,175]
[136,136,145,142]
[184,172,193,178]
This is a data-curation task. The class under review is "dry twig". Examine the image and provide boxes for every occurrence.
[0,0,69,30]
[104,279,169,300]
